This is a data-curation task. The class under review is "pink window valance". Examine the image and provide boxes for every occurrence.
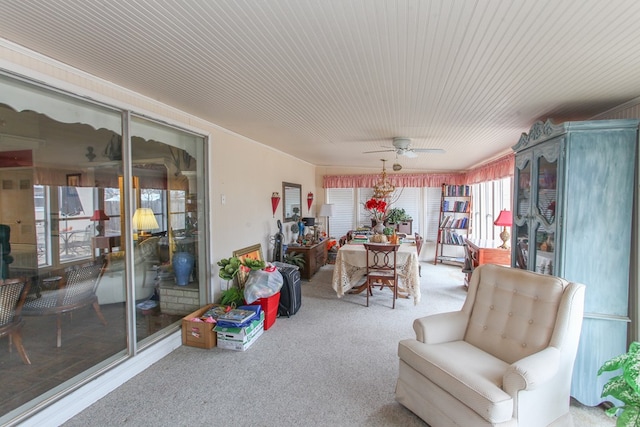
[323,153,514,188]
[464,153,514,184]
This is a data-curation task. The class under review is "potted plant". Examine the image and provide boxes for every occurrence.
[386,208,412,225]
[283,251,305,269]
[217,256,266,307]
[364,198,388,234]
[598,341,640,426]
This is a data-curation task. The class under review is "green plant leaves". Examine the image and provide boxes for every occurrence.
[220,287,244,307]
[598,341,640,426]
[216,256,265,281]
[283,252,305,268]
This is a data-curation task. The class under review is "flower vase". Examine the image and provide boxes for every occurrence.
[173,251,194,286]
[373,220,385,234]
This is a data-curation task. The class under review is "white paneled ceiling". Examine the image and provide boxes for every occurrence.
[1,0,640,171]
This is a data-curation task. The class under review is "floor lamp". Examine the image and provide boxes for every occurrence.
[319,204,335,239]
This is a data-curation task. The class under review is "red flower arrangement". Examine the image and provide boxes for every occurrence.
[364,198,388,222]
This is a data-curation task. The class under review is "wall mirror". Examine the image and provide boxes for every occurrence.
[282,182,301,222]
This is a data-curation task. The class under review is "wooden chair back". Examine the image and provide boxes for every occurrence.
[363,243,400,308]
[414,233,424,256]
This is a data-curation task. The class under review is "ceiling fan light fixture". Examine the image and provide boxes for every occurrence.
[392,137,411,149]
[392,163,402,171]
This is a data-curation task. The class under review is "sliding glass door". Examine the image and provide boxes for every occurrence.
[0,73,207,421]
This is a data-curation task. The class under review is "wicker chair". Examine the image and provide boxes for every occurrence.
[22,260,107,347]
[0,277,31,364]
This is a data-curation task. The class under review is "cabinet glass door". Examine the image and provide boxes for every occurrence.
[533,155,557,274]
[514,156,531,269]
[513,141,560,273]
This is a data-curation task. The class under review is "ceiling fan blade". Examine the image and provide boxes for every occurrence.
[363,149,395,154]
[411,148,446,154]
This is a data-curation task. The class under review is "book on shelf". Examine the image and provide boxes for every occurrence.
[444,184,471,197]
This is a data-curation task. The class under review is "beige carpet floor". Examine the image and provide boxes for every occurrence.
[63,262,615,426]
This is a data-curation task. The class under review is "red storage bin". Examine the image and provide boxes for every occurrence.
[249,292,280,330]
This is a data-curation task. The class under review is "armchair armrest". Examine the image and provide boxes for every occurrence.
[503,347,561,394]
[413,310,468,344]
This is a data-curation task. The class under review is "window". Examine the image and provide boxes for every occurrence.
[327,188,355,239]
[470,177,512,240]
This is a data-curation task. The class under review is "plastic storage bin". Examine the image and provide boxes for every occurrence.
[249,291,280,330]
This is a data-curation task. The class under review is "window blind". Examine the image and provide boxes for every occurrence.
[327,188,355,239]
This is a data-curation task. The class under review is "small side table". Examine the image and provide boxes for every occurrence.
[37,275,62,298]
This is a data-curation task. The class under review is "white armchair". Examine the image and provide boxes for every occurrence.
[396,264,585,427]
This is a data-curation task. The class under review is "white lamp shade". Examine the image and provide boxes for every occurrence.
[319,203,335,217]
[133,208,159,231]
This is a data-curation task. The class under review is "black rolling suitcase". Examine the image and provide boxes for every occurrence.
[275,263,302,317]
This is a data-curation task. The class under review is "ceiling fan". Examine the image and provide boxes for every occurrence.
[363,137,445,158]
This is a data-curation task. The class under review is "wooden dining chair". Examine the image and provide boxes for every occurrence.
[363,243,400,308]
[22,259,107,347]
[0,277,31,364]
[414,233,424,276]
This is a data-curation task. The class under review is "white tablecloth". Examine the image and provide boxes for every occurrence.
[331,242,421,304]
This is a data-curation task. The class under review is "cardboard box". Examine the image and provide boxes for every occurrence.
[216,322,264,351]
[182,304,218,349]
[215,312,264,351]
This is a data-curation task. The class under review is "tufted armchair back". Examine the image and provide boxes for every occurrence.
[398,263,585,427]
[463,264,571,364]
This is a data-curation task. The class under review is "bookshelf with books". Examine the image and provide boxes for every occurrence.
[434,184,471,265]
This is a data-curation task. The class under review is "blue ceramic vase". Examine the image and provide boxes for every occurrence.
[173,251,194,286]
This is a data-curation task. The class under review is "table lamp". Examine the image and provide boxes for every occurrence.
[133,208,159,241]
[319,203,335,239]
[494,210,512,249]
[90,209,109,236]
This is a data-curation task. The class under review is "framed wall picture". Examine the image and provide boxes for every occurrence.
[232,243,264,286]
[66,173,81,187]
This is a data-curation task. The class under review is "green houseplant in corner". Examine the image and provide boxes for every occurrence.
[598,341,640,426]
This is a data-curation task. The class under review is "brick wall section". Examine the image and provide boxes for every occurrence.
[159,282,200,315]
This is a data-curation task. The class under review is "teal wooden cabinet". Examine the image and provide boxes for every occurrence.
[512,119,638,406]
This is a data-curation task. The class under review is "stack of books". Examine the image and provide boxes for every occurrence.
[215,307,260,327]
[352,234,368,243]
